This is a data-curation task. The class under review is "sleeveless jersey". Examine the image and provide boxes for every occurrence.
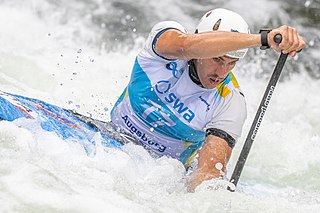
[111,21,247,166]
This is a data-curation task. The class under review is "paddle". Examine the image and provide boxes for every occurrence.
[228,34,287,192]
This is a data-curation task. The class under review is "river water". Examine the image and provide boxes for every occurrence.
[0,0,319,212]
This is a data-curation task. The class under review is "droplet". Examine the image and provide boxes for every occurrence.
[133,28,137,32]
[77,49,82,54]
[305,0,311,7]
[150,127,154,132]
[309,40,315,46]
[215,162,223,170]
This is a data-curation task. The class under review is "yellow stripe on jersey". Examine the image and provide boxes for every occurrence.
[216,72,239,98]
[123,88,129,100]
[184,149,199,168]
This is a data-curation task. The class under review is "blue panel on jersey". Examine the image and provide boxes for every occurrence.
[127,58,205,144]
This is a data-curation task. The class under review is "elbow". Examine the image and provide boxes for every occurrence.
[156,33,196,60]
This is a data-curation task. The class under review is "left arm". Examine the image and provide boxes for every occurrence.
[187,134,232,192]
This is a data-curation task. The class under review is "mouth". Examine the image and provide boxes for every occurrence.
[209,77,221,85]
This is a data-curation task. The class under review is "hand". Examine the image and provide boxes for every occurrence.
[268,25,306,57]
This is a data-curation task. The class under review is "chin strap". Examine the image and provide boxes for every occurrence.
[188,60,203,87]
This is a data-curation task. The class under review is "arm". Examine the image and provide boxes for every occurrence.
[187,135,232,192]
[155,26,305,60]
[156,30,260,60]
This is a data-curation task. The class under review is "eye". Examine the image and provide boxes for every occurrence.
[212,58,221,63]
[228,61,237,66]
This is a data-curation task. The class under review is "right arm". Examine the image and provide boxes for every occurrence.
[155,26,305,60]
[155,30,260,60]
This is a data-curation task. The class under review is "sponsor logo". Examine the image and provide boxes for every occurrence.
[165,62,184,78]
[231,29,239,32]
[251,86,275,140]
[142,99,175,127]
[155,80,171,94]
[154,80,195,123]
[164,93,195,123]
[122,115,166,153]
[199,96,210,112]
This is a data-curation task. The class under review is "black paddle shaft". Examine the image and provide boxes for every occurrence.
[228,35,288,191]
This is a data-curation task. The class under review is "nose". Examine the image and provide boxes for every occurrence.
[215,63,230,78]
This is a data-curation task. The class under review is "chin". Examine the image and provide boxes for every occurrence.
[204,83,216,89]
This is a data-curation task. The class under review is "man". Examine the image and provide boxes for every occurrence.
[110,8,305,192]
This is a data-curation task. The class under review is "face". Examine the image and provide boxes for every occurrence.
[195,56,239,89]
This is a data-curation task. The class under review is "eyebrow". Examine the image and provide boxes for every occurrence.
[217,57,239,63]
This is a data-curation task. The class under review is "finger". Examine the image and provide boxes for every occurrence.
[298,35,306,51]
[289,50,296,57]
[293,29,300,50]
[279,25,289,48]
[285,28,299,54]
[283,27,295,53]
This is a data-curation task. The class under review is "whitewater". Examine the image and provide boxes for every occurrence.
[0,0,319,212]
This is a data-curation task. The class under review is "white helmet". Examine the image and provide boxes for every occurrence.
[195,8,250,59]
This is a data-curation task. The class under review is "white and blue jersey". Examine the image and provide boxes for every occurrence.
[111,21,247,167]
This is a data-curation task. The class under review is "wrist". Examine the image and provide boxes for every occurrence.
[259,29,272,50]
